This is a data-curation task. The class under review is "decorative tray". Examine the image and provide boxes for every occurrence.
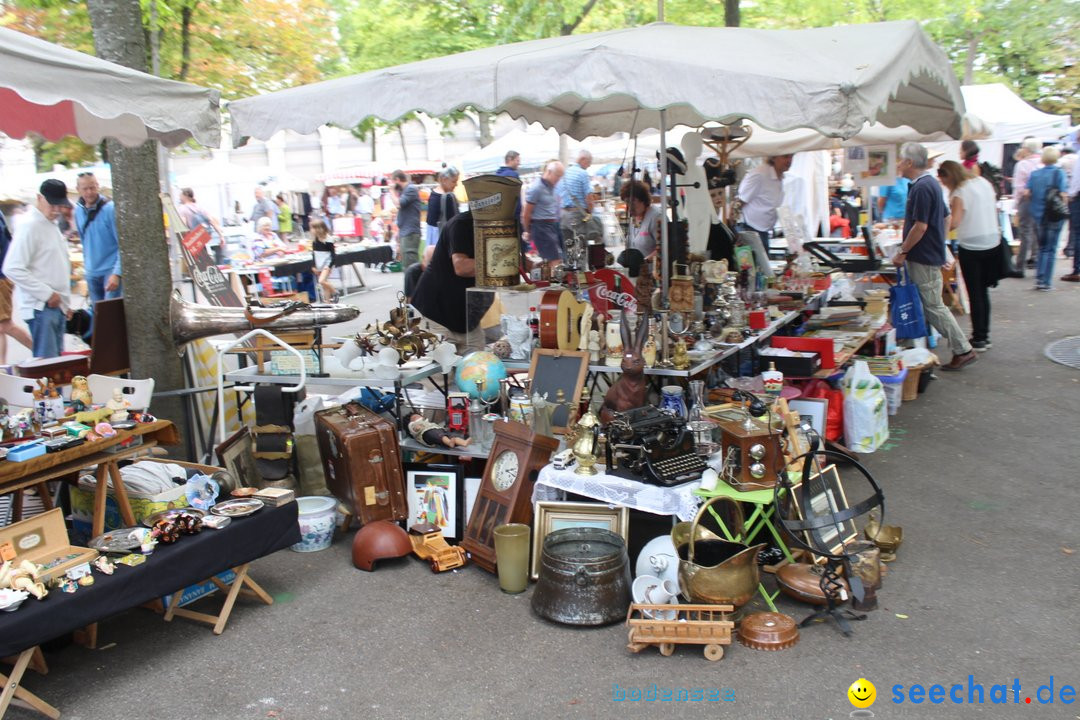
[88,527,145,553]
[211,498,264,517]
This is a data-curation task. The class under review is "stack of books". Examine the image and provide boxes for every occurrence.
[854,355,903,376]
[254,487,296,507]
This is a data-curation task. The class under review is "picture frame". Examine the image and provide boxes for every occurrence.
[789,464,858,561]
[788,398,828,441]
[857,145,896,187]
[404,463,464,540]
[214,427,259,491]
[530,501,629,580]
[464,477,481,525]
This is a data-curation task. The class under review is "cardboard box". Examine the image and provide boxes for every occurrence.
[0,508,98,583]
[161,569,238,609]
[69,483,189,543]
[771,336,836,368]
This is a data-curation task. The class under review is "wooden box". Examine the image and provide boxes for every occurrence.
[0,508,98,583]
[717,419,785,491]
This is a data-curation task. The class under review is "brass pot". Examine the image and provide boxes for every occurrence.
[673,496,764,609]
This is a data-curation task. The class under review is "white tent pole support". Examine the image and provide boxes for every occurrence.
[216,329,306,443]
[659,108,669,308]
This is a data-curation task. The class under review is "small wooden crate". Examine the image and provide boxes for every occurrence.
[626,603,734,661]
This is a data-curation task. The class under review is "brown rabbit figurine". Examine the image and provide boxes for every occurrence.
[600,312,649,424]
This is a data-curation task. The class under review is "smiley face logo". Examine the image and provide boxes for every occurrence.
[848,678,876,708]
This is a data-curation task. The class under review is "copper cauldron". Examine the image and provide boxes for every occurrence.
[673,496,764,609]
[531,527,631,626]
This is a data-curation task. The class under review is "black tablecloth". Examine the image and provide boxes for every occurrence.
[267,245,394,277]
[333,244,392,267]
[0,504,300,657]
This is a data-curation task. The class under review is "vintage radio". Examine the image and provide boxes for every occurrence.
[605,406,708,487]
[716,418,785,490]
[314,403,408,525]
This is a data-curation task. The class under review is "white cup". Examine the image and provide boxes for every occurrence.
[699,467,720,492]
[334,341,363,367]
[644,579,678,606]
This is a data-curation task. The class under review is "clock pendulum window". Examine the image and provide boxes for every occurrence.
[460,420,559,573]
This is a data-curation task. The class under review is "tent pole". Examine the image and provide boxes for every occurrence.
[659,108,669,309]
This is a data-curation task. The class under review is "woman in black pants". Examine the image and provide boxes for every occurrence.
[937,161,1001,352]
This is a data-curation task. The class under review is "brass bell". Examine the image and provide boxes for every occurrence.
[749,462,767,479]
[748,443,766,460]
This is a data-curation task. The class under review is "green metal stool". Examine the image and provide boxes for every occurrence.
[693,473,797,612]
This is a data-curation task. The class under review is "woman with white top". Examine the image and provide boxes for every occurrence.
[937,160,1000,352]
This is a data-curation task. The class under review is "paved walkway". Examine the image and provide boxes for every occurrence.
[9,274,1080,720]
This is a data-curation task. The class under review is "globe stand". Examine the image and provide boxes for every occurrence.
[797,557,867,637]
[774,433,884,639]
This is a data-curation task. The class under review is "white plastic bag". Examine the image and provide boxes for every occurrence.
[841,360,889,453]
[293,396,326,437]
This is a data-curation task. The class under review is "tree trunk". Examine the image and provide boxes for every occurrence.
[397,124,409,164]
[370,127,377,162]
[478,111,493,147]
[725,0,740,27]
[85,0,190,456]
[179,2,195,81]
[964,32,979,85]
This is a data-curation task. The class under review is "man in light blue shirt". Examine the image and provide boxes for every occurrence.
[876,177,910,222]
[557,149,593,215]
[74,172,122,302]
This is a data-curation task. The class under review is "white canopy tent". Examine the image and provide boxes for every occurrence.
[0,26,220,148]
[230,20,964,294]
[925,84,1073,168]
[230,21,964,145]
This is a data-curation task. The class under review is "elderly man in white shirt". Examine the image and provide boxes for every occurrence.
[736,154,794,245]
[2,179,73,359]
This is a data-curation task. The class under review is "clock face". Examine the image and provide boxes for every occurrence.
[490,450,520,491]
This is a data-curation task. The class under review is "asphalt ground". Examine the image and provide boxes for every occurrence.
[7,267,1080,720]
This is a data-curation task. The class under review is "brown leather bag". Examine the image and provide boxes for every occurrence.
[314,403,408,525]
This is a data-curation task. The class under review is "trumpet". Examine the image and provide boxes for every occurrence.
[169,291,360,349]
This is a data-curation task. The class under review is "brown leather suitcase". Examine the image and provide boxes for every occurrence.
[314,403,408,525]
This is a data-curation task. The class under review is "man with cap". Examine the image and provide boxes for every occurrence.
[2,179,73,359]
[75,171,122,302]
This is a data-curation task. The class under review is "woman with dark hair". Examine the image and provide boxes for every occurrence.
[310,218,337,301]
[619,180,661,258]
[937,160,999,351]
[961,140,982,176]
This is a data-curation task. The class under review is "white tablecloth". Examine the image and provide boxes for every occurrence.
[533,464,701,521]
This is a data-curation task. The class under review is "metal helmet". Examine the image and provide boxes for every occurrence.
[351,520,412,571]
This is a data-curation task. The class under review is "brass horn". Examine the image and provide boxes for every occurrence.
[169,291,360,349]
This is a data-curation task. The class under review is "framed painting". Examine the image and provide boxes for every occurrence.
[404,463,464,540]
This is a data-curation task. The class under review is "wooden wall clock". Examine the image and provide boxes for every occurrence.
[461,420,558,573]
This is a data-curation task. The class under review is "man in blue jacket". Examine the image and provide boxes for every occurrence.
[74,172,122,302]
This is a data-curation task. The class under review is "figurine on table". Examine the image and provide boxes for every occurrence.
[672,337,690,370]
[407,413,471,449]
[70,376,93,412]
[106,388,131,424]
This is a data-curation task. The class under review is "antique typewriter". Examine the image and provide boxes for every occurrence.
[605,406,708,487]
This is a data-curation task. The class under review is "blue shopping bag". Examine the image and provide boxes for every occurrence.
[889,265,927,340]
